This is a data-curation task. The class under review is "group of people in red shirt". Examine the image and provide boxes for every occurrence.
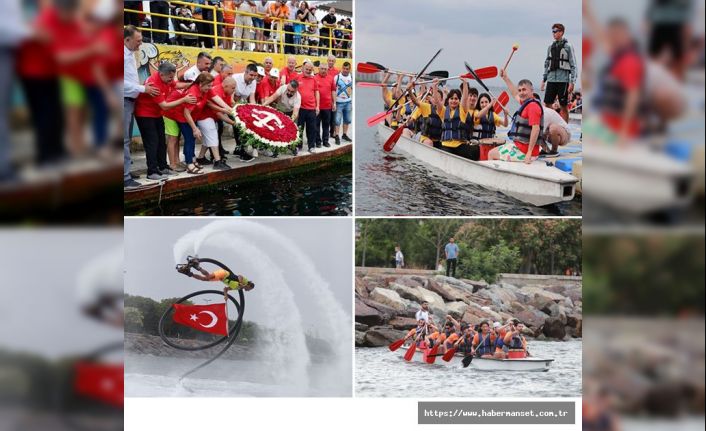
[125,28,352,185]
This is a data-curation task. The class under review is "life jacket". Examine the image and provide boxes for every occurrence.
[494,335,505,351]
[458,333,474,355]
[548,39,572,72]
[508,98,545,146]
[508,333,525,350]
[475,333,496,356]
[465,110,476,140]
[441,107,467,142]
[422,109,443,141]
[476,109,496,139]
[592,45,648,121]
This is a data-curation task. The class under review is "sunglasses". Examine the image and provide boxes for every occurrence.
[552,29,561,33]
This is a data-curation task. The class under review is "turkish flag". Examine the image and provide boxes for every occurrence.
[73,361,124,407]
[172,303,229,336]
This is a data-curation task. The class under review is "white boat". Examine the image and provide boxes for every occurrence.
[569,112,582,124]
[398,347,554,371]
[377,124,578,207]
[582,143,693,214]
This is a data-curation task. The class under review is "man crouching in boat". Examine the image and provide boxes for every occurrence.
[176,256,255,293]
[503,321,529,358]
[490,73,545,164]
[472,320,498,358]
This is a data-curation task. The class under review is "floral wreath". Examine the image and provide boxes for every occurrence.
[232,104,302,155]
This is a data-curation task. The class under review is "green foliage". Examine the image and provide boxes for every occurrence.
[124,307,144,333]
[355,219,582,279]
[583,235,705,315]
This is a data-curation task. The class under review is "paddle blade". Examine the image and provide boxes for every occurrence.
[442,347,457,362]
[383,126,405,152]
[366,61,387,71]
[367,110,389,127]
[425,344,440,364]
[462,355,474,368]
[404,343,417,361]
[357,62,381,74]
[389,339,406,352]
[357,82,383,88]
[494,91,510,114]
[429,70,449,79]
[473,66,498,80]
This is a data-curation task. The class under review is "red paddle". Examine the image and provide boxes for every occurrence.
[442,347,457,362]
[357,82,386,88]
[388,338,406,351]
[383,125,406,152]
[494,91,510,114]
[425,344,440,364]
[403,341,417,361]
[357,62,383,74]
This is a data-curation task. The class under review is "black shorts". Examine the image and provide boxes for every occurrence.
[649,23,684,61]
[544,81,570,106]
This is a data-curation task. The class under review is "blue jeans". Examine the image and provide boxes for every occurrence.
[178,122,197,164]
[85,85,109,147]
[297,109,317,150]
[252,18,264,28]
[335,100,352,125]
[123,98,135,182]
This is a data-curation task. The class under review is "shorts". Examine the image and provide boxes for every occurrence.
[649,23,684,60]
[496,142,536,162]
[61,77,86,106]
[197,118,219,147]
[544,124,571,146]
[164,117,180,137]
[252,18,264,28]
[543,81,570,106]
[335,100,352,125]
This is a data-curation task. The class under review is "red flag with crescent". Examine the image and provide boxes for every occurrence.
[173,303,229,336]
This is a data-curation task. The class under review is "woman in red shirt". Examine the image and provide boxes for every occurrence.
[134,62,196,179]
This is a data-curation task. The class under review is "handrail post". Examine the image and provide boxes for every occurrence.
[212,5,218,48]
[279,19,284,54]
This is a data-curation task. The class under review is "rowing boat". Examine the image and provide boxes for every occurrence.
[398,348,554,372]
[377,124,578,206]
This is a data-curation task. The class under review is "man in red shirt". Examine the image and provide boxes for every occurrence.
[489,78,544,164]
[296,61,319,154]
[280,55,300,85]
[256,68,280,104]
[135,62,197,179]
[315,62,336,148]
[327,54,339,76]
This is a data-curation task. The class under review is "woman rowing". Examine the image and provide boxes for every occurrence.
[471,93,509,139]
[403,80,444,148]
[380,72,407,128]
[432,79,480,161]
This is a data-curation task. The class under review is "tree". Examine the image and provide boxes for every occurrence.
[124,307,144,333]
[418,219,464,269]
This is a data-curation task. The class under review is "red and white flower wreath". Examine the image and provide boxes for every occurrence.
[232,104,301,154]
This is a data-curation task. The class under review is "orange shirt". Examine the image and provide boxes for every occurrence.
[268,3,289,21]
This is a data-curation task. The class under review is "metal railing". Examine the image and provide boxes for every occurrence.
[124,1,352,57]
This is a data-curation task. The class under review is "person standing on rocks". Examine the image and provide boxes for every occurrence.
[394,245,404,269]
[444,237,460,278]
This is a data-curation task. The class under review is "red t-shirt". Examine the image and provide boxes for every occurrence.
[329,66,339,76]
[135,72,177,118]
[47,15,98,85]
[16,6,58,78]
[601,52,643,138]
[99,26,123,82]
[281,67,300,85]
[205,85,235,119]
[213,73,224,88]
[164,85,215,123]
[256,78,278,103]
[297,74,318,110]
[315,73,336,110]
[513,101,543,157]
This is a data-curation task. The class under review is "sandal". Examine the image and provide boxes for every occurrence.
[186,164,203,175]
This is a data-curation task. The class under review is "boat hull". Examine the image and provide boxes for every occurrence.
[399,348,554,371]
[377,124,577,207]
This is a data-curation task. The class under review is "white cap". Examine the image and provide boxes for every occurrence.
[257,66,266,76]
[303,58,313,65]
[270,67,280,78]
[493,322,501,328]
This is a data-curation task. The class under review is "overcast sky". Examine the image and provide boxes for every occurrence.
[357,0,582,88]
[0,230,123,359]
[124,218,352,331]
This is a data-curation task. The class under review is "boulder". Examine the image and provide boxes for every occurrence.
[446,302,469,319]
[565,288,583,303]
[388,316,418,330]
[364,326,406,347]
[355,330,367,346]
[509,301,527,315]
[426,278,468,302]
[476,285,517,310]
[355,277,369,298]
[355,322,369,332]
[361,298,403,322]
[355,298,384,326]
[515,309,548,332]
[546,303,568,324]
[520,285,568,302]
[388,283,447,316]
[396,276,424,289]
[542,317,567,339]
[370,287,409,312]
[459,278,489,290]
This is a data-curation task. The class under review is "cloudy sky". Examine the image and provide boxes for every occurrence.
[124,218,352,331]
[357,0,582,88]
[0,229,123,359]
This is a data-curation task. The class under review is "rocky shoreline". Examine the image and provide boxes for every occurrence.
[355,271,582,347]
[124,332,254,360]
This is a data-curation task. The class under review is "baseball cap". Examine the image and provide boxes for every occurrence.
[257,66,266,76]
[270,67,280,78]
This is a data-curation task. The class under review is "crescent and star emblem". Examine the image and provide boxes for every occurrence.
[251,109,285,131]
[190,311,219,328]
